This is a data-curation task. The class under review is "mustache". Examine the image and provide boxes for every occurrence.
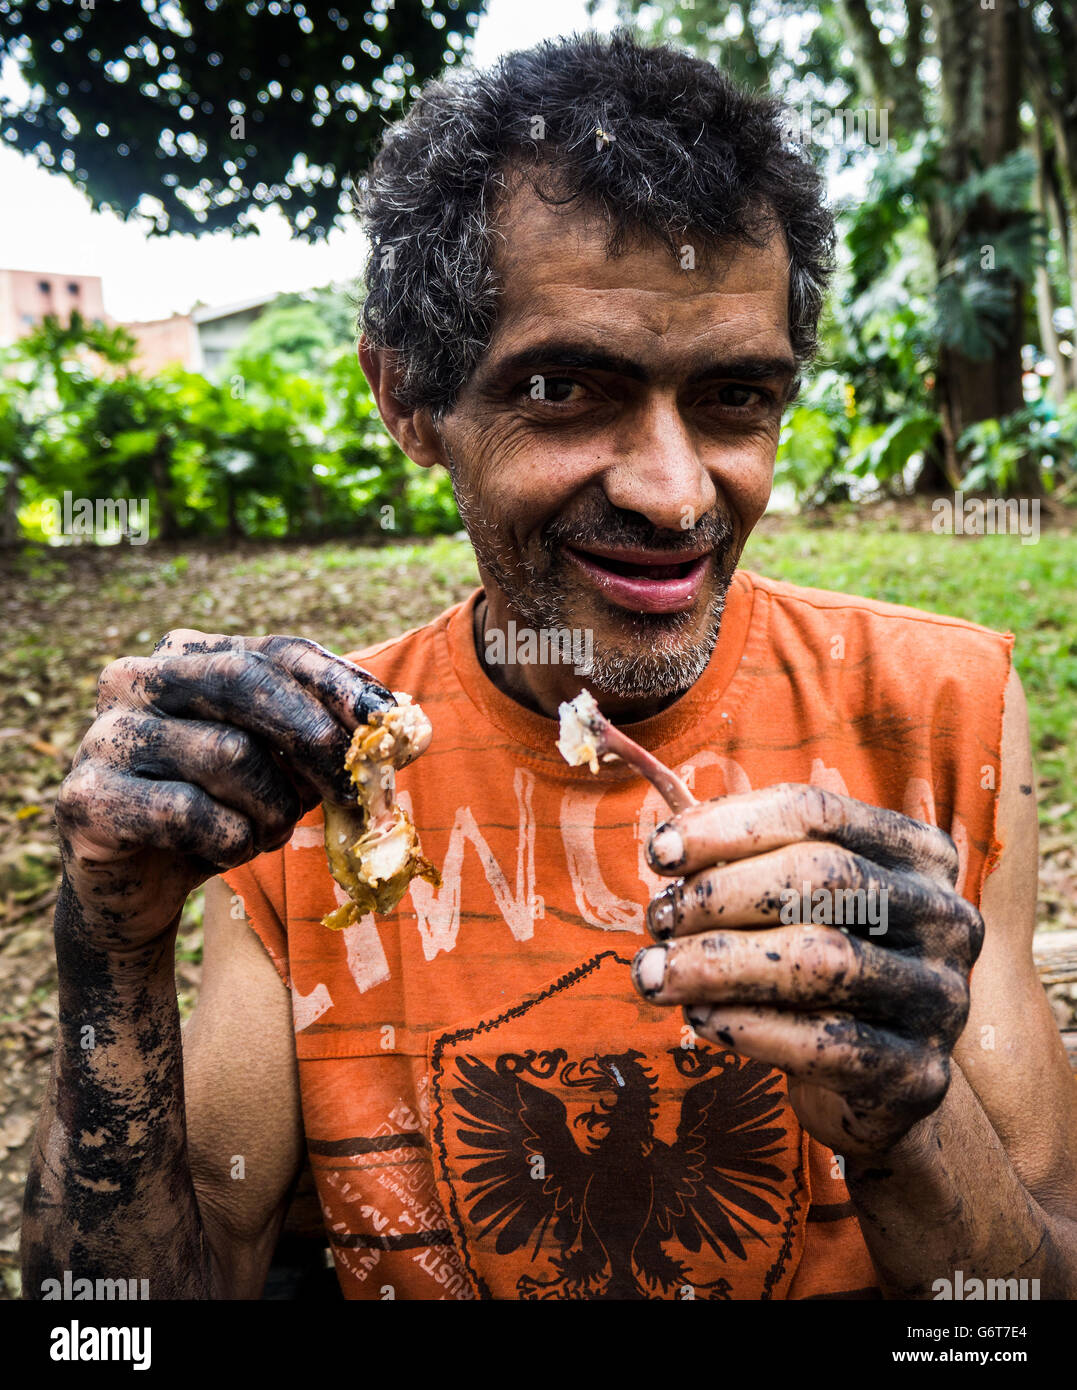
[541,503,735,555]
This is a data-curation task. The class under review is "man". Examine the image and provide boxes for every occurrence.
[22,33,1077,1301]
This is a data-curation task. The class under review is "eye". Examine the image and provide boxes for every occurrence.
[711,385,765,409]
[542,377,582,403]
[692,383,780,420]
[515,375,589,405]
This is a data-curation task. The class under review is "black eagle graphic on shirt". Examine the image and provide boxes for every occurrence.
[449,1047,791,1299]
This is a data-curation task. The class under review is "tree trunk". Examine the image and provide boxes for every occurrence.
[225,482,241,539]
[936,338,1024,466]
[1032,122,1071,403]
[835,0,922,133]
[308,479,324,535]
[0,463,21,547]
[837,0,1035,483]
[913,426,960,495]
[1020,0,1077,391]
[150,448,176,541]
[1034,262,1068,406]
[931,0,1039,493]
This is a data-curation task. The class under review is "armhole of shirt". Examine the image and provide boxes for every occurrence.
[975,631,1017,901]
[220,857,292,991]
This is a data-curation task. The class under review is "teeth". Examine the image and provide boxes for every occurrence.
[615,561,686,580]
[584,552,693,580]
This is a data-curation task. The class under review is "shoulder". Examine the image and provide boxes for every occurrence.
[738,568,1014,690]
[740,568,1009,641]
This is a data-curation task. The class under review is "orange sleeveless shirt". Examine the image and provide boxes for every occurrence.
[222,569,1013,1301]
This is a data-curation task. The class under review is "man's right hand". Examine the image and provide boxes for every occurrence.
[54,630,395,951]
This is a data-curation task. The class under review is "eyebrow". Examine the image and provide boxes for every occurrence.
[480,339,798,389]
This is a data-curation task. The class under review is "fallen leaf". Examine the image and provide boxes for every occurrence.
[3,928,47,957]
[28,740,63,759]
[0,1115,33,1152]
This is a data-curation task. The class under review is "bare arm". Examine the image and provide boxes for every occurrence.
[20,877,304,1300]
[183,876,304,1298]
[21,879,215,1299]
[843,667,1077,1296]
[20,629,400,1300]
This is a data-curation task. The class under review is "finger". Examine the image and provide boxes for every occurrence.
[648,841,895,937]
[677,1002,949,1105]
[248,635,395,730]
[645,841,980,960]
[150,629,395,732]
[647,783,959,886]
[97,650,358,804]
[631,927,967,1031]
[85,712,305,854]
[57,763,255,870]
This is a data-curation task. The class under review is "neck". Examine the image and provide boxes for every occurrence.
[472,590,685,723]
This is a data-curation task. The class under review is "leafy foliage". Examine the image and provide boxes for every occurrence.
[959,397,1077,494]
[0,0,484,235]
[631,0,1073,499]
[1,310,459,544]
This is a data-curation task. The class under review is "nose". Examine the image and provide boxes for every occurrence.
[600,394,717,532]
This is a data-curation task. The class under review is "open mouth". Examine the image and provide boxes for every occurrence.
[578,553,698,581]
[564,546,711,614]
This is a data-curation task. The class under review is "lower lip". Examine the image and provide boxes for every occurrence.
[565,548,711,614]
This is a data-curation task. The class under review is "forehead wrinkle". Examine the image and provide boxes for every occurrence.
[491,188,787,301]
[483,297,792,384]
[492,259,790,348]
[482,193,792,386]
[497,263,783,320]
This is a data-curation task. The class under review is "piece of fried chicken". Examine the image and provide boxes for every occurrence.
[557,689,698,813]
[322,692,440,930]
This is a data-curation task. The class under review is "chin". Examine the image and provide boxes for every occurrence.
[573,592,727,702]
[582,649,714,701]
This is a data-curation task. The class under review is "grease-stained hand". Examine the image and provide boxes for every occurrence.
[632,783,984,1159]
[55,630,396,951]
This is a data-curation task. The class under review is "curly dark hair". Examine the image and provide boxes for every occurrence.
[357,30,835,417]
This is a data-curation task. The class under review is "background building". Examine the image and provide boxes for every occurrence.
[121,312,202,374]
[0,267,279,376]
[190,292,276,377]
[0,268,106,342]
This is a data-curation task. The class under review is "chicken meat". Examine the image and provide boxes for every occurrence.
[322,692,441,930]
[556,689,698,813]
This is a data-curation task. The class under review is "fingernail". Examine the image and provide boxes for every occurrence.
[649,824,684,870]
[355,681,395,722]
[633,944,669,998]
[647,889,675,940]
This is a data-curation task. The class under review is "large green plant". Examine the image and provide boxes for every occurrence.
[7,311,459,544]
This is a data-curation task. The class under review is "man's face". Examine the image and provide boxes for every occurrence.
[438,185,796,708]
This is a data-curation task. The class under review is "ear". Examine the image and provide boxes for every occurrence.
[358,337,446,470]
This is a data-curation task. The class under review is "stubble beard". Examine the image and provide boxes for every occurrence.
[448,462,739,701]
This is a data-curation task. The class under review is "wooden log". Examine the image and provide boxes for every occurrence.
[1033,932,1077,1074]
[1033,929,1077,987]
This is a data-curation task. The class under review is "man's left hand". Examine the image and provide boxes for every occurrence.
[633,783,984,1159]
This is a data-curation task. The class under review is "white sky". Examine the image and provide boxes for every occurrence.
[0,0,620,322]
